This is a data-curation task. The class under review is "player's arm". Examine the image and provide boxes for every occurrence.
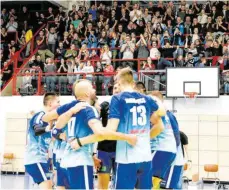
[42,101,83,122]
[55,102,87,129]
[33,112,54,136]
[149,95,166,117]
[150,112,164,139]
[42,110,59,122]
[70,119,136,150]
[34,122,53,136]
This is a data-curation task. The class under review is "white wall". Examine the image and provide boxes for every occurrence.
[0,96,229,154]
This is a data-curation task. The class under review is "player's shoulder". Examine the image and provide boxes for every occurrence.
[30,111,46,126]
[84,103,100,118]
[32,111,45,121]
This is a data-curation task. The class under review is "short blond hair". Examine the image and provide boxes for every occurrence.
[116,67,134,85]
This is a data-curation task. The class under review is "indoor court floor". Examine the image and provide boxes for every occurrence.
[1,174,228,189]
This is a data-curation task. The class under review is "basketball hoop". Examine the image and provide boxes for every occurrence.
[184,92,198,104]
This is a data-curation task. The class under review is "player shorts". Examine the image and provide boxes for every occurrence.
[53,153,57,170]
[161,165,184,189]
[114,161,152,189]
[97,150,116,174]
[151,150,176,179]
[56,162,69,188]
[25,163,50,184]
[67,165,93,189]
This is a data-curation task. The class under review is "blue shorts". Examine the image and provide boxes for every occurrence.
[115,161,152,189]
[161,165,184,189]
[97,150,116,174]
[56,162,69,188]
[25,163,50,184]
[53,153,57,170]
[67,165,93,189]
[151,151,176,179]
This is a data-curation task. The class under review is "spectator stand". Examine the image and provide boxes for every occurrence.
[1,1,229,95]
[1,22,51,94]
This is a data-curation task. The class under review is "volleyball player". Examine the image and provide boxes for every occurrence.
[24,93,60,189]
[51,79,137,189]
[150,91,177,189]
[107,68,165,189]
[93,83,120,189]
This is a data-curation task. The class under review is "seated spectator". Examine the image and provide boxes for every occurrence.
[161,41,176,58]
[36,30,54,62]
[19,69,33,95]
[100,45,112,65]
[98,30,108,47]
[109,32,118,60]
[89,50,100,61]
[173,27,184,46]
[103,61,114,95]
[6,17,18,32]
[184,52,197,67]
[94,61,103,95]
[196,56,206,68]
[142,57,155,70]
[25,26,33,57]
[74,61,85,80]
[46,27,57,54]
[34,55,45,72]
[198,9,208,25]
[1,28,8,45]
[77,44,89,61]
[120,34,135,68]
[82,60,94,81]
[71,33,81,49]
[150,41,160,60]
[88,30,97,49]
[28,55,36,68]
[55,41,66,60]
[66,59,76,84]
[1,61,13,87]
[57,58,68,94]
[156,52,173,69]
[63,31,70,49]
[175,55,185,67]
[136,34,149,59]
[65,44,77,60]
[130,3,142,22]
[72,14,81,29]
[44,58,56,92]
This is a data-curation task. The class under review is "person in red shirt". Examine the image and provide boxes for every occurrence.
[103,61,114,95]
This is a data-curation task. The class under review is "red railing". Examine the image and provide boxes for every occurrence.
[0,23,48,92]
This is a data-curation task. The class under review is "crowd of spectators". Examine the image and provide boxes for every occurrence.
[1,1,229,95]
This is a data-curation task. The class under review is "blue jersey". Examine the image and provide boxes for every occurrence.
[55,126,68,164]
[56,101,99,168]
[109,91,158,164]
[166,111,184,166]
[24,111,52,165]
[150,113,177,153]
[167,111,181,148]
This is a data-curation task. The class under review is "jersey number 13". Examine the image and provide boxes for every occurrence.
[130,105,147,126]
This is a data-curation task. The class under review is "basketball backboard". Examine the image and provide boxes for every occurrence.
[166,67,219,98]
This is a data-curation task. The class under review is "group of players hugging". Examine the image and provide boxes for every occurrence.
[24,67,189,190]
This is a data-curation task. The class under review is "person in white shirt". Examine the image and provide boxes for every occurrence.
[100,45,112,65]
[129,3,142,22]
[6,17,18,32]
[150,41,160,60]
[120,35,135,68]
[82,61,94,81]
[198,9,208,25]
